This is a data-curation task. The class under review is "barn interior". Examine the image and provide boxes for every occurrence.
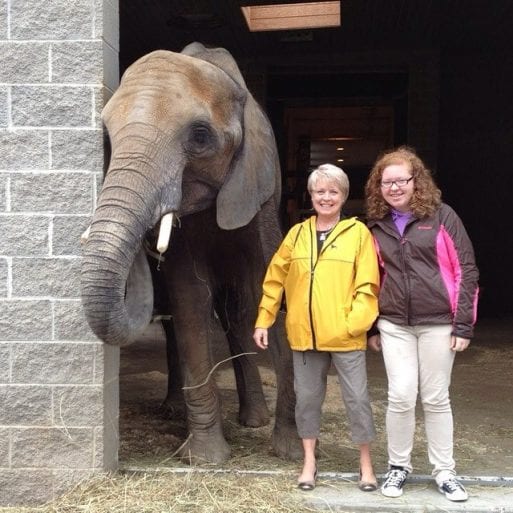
[118,0,513,319]
[113,1,513,478]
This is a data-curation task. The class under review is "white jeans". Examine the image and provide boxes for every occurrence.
[378,319,456,480]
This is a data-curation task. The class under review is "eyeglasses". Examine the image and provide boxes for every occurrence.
[380,176,413,189]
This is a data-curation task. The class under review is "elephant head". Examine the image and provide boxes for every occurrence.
[81,43,280,346]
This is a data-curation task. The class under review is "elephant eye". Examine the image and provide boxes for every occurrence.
[188,124,214,150]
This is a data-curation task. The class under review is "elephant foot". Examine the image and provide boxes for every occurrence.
[272,422,303,461]
[238,397,270,427]
[178,427,231,464]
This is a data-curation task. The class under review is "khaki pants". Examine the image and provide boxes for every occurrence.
[293,350,376,444]
[378,319,457,480]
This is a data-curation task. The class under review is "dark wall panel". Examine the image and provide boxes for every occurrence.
[438,50,513,317]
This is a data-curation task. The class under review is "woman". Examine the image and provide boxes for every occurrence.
[253,164,379,492]
[365,146,479,502]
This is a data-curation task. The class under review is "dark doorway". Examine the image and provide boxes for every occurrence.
[114,0,513,484]
[118,2,513,318]
[266,71,408,227]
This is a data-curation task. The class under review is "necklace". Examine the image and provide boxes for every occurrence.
[318,225,336,241]
[316,217,339,242]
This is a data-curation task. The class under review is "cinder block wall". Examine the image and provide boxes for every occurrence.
[0,0,120,506]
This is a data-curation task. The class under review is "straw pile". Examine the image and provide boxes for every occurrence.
[3,470,317,513]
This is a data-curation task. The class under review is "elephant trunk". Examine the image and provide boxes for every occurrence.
[81,131,183,346]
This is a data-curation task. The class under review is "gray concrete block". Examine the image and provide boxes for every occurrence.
[94,86,105,128]
[52,129,104,171]
[10,172,93,214]
[0,2,6,40]
[0,175,6,210]
[0,300,52,341]
[11,86,93,128]
[10,0,93,40]
[95,171,105,204]
[103,41,120,92]
[0,470,55,506]
[0,385,52,425]
[54,300,98,341]
[0,344,9,383]
[11,427,93,468]
[94,421,118,470]
[94,343,120,385]
[12,258,81,299]
[0,88,7,128]
[0,429,8,467]
[53,385,103,426]
[11,342,95,384]
[52,215,91,256]
[52,41,103,84]
[0,216,49,257]
[0,259,7,298]
[92,367,119,470]
[0,130,49,170]
[52,469,95,502]
[0,42,49,83]
[100,378,119,469]
[96,0,119,51]
[101,84,114,108]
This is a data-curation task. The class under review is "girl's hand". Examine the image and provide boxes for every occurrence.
[367,334,382,352]
[253,327,269,350]
[451,336,470,352]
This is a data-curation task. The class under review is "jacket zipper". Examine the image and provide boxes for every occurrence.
[400,234,411,324]
[307,223,346,351]
[308,223,317,350]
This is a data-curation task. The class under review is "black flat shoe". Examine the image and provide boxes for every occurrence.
[298,469,318,491]
[358,469,378,492]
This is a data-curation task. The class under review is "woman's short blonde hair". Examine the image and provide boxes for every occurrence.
[307,163,350,202]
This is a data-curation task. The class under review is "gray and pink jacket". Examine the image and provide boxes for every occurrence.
[368,203,479,339]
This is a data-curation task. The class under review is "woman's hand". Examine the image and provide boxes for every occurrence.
[253,327,269,350]
[451,336,470,352]
[367,334,382,352]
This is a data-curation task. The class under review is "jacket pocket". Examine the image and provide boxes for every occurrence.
[315,306,350,346]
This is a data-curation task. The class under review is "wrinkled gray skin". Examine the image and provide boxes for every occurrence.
[81,42,300,463]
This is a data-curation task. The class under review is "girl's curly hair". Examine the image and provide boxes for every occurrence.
[365,146,441,220]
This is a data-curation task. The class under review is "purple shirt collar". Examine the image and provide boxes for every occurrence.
[390,209,412,236]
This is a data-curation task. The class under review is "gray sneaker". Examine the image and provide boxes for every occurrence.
[381,467,408,498]
[438,477,468,501]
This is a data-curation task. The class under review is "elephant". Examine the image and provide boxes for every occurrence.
[81,42,301,464]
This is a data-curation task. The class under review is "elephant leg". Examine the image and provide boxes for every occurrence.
[146,252,185,419]
[253,202,302,461]
[160,318,186,420]
[267,313,303,461]
[165,258,230,464]
[214,289,270,428]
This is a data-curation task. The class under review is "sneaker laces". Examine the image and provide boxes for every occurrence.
[385,469,407,487]
[441,478,464,492]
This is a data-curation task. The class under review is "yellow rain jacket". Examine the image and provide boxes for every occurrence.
[255,216,379,352]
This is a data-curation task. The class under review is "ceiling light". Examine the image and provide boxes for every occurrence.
[241,1,340,32]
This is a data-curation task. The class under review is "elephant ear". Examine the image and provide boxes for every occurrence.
[217,98,278,229]
[181,42,279,230]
